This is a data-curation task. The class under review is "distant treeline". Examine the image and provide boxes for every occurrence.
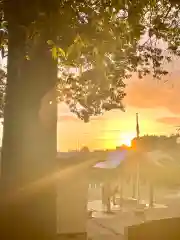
[60,134,180,155]
[132,134,180,152]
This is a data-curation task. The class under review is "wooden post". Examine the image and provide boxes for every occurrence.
[132,175,136,199]
[149,183,154,208]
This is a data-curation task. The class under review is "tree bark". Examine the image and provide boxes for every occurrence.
[0,8,57,240]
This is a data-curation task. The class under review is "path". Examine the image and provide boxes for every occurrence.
[87,187,180,240]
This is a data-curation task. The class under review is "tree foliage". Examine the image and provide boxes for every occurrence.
[80,146,90,152]
[132,134,180,152]
[1,0,180,122]
[56,0,180,122]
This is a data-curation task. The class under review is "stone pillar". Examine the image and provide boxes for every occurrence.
[57,165,89,240]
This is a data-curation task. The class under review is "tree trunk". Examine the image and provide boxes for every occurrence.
[0,12,57,240]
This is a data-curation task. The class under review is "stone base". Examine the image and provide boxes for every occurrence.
[57,169,89,234]
[125,217,180,240]
[57,232,87,240]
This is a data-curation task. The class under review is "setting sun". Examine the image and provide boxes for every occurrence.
[121,138,132,147]
[118,132,136,147]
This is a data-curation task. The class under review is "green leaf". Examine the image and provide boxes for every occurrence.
[1,21,7,29]
[52,46,58,59]
[57,47,66,58]
[47,40,54,45]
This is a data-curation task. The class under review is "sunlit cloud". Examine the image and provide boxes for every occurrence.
[58,115,79,122]
[156,117,180,126]
[58,111,108,122]
[56,60,180,151]
[125,74,180,114]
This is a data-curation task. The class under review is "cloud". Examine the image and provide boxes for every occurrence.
[156,117,180,125]
[125,74,180,114]
[58,114,108,122]
[91,116,108,121]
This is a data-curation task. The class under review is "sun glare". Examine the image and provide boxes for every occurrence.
[121,138,132,147]
[119,132,136,147]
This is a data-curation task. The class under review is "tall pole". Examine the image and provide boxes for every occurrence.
[149,182,154,207]
[136,113,140,139]
[136,113,140,206]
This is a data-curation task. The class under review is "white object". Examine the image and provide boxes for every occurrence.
[176,137,180,144]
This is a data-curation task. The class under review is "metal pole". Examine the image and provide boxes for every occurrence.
[136,113,140,206]
[132,174,136,199]
[120,177,124,208]
[149,182,154,207]
[136,161,140,205]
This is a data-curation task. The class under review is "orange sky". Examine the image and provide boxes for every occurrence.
[0,57,179,152]
[57,58,180,151]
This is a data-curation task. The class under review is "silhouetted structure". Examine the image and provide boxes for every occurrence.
[125,217,180,240]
